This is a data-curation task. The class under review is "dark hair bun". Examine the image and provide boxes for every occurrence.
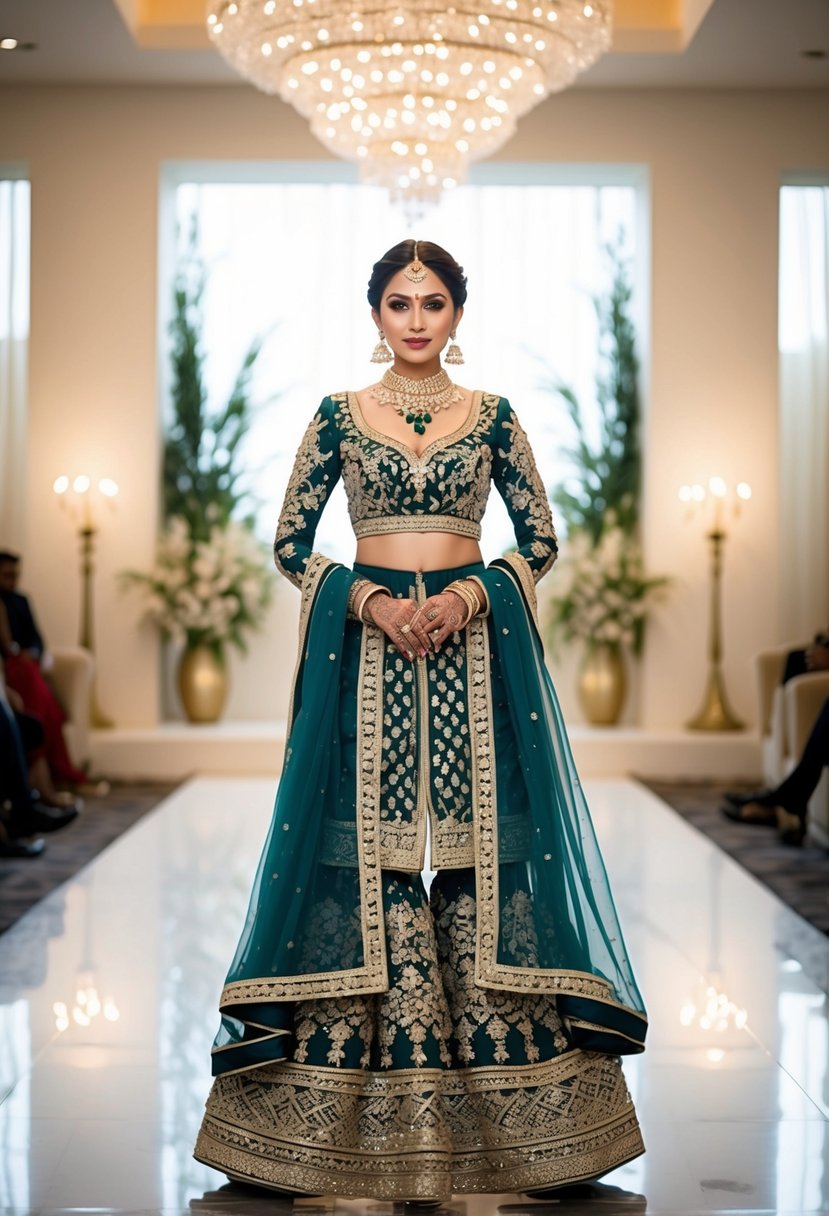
[367,240,467,310]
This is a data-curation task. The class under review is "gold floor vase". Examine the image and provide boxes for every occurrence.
[177,645,228,724]
[578,641,627,726]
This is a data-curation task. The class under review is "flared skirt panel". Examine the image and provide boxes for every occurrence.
[195,868,643,1200]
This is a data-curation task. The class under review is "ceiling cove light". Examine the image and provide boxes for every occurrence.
[0,37,37,51]
[206,0,613,206]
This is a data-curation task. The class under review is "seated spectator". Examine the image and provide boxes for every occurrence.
[779,633,829,683]
[0,667,79,858]
[0,549,45,660]
[722,694,829,846]
[5,685,83,811]
[0,554,88,787]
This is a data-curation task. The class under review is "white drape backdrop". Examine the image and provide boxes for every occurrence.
[173,181,637,565]
[779,186,829,640]
[0,178,30,550]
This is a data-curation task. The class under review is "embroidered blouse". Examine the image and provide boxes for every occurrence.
[274,389,558,588]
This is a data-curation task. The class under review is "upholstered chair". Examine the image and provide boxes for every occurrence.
[50,645,94,769]
[754,644,829,846]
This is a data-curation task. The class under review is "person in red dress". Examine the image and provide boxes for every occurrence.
[0,551,88,786]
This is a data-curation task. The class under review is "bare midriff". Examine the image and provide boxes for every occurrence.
[355,532,483,573]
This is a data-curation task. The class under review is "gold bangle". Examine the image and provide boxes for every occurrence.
[460,581,481,622]
[444,580,478,627]
[465,575,490,618]
[347,578,372,618]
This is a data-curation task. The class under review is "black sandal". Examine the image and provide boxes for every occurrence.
[720,800,777,826]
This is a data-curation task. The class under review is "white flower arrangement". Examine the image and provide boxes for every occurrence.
[549,522,668,655]
[124,516,273,655]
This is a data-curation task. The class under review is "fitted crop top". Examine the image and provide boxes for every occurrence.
[273,389,558,589]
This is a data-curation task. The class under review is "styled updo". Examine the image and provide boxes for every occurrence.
[367,240,468,311]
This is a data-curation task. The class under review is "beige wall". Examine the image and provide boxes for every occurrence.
[1,84,827,730]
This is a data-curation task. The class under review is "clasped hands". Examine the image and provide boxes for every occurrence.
[365,588,477,660]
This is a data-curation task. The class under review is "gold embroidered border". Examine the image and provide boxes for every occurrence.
[379,820,427,871]
[353,515,482,540]
[354,622,389,989]
[194,1052,644,1200]
[285,552,335,730]
[500,550,539,624]
[469,613,500,987]
[219,619,388,1007]
[430,819,475,869]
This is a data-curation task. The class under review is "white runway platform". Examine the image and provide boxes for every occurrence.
[0,777,827,1215]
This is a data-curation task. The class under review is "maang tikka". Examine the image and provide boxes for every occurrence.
[403,241,428,283]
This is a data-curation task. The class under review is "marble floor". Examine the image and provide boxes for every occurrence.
[0,776,827,1216]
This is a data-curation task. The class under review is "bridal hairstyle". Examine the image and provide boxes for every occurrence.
[367,240,469,310]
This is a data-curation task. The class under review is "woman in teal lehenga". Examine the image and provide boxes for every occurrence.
[194,240,647,1203]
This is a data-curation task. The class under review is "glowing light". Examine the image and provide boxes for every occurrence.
[207,0,614,205]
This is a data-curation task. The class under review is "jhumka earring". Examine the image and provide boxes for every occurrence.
[444,332,465,365]
[370,329,393,363]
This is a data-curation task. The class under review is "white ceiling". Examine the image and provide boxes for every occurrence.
[0,0,827,89]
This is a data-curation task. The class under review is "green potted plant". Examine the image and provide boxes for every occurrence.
[124,240,274,722]
[544,244,668,723]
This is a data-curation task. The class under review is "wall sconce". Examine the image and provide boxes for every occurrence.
[53,473,119,729]
[679,476,752,731]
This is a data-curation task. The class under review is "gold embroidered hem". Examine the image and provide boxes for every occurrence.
[194,1053,643,1201]
[199,865,644,1200]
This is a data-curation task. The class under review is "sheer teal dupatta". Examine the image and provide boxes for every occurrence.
[476,557,647,1054]
[211,556,390,1076]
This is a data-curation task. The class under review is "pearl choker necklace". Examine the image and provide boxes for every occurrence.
[369,368,465,435]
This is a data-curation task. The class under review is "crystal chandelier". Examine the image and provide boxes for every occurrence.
[207,1,613,203]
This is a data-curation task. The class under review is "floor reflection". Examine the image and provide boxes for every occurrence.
[0,777,827,1214]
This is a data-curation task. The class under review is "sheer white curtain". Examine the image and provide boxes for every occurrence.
[0,178,30,549]
[779,186,829,640]
[174,180,637,563]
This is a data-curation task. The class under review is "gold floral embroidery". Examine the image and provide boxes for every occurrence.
[293,876,453,1071]
[493,410,558,582]
[432,888,569,1065]
[273,409,337,589]
[427,637,475,868]
[293,996,374,1068]
[500,889,542,967]
[297,896,364,973]
[337,391,500,543]
[378,888,453,1068]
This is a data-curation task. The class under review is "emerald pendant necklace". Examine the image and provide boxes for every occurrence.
[369,368,465,435]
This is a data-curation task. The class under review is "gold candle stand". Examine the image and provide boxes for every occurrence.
[686,527,744,732]
[78,523,114,729]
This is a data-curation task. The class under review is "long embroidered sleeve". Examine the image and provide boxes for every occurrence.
[491,399,558,583]
[273,399,342,589]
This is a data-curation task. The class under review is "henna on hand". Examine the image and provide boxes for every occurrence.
[411,590,468,653]
[364,593,420,660]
